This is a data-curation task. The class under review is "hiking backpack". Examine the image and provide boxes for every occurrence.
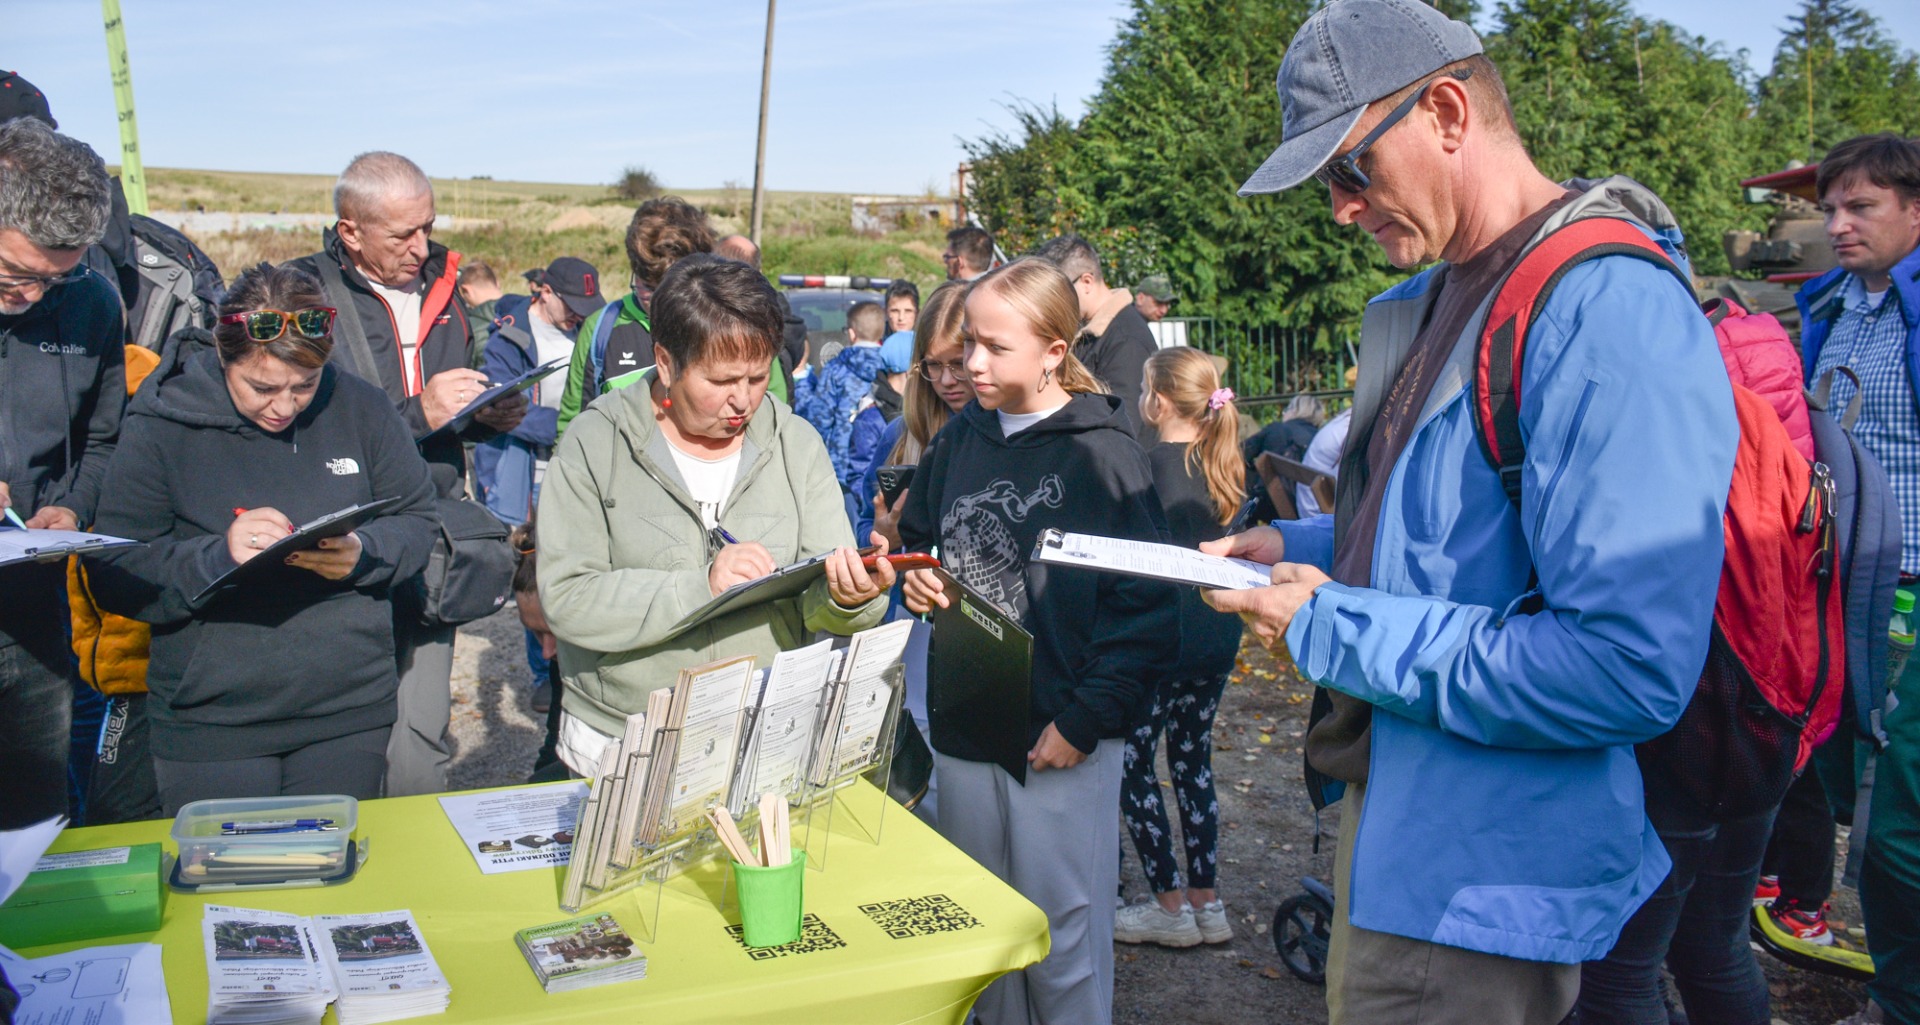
[126,214,225,360]
[1473,216,1845,817]
[1805,366,1902,749]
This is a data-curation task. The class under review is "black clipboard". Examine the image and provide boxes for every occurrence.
[193,496,402,601]
[926,568,1033,785]
[416,356,568,442]
[660,551,837,643]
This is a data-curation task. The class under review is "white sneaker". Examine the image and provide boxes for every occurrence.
[1194,900,1232,944]
[1114,900,1202,948]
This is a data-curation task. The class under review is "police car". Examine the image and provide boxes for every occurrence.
[778,274,893,372]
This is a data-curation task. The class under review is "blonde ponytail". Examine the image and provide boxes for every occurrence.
[1142,347,1244,524]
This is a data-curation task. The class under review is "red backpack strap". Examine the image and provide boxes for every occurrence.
[1474,217,1693,507]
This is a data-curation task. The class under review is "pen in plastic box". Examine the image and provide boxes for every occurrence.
[220,818,334,832]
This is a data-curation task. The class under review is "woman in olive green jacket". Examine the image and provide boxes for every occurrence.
[537,255,893,774]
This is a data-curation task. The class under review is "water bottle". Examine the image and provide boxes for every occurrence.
[1889,588,1916,694]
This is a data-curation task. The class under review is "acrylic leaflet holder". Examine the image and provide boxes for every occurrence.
[801,663,906,869]
[560,659,908,932]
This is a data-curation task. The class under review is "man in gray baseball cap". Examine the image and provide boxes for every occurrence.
[1205,1,1748,1022]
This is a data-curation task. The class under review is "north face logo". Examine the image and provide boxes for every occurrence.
[325,458,361,476]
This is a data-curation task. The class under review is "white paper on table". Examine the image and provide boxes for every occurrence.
[436,783,588,875]
[4,941,172,1025]
[0,816,66,906]
[202,905,336,1000]
[313,910,450,996]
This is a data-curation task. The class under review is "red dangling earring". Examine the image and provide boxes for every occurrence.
[662,395,672,409]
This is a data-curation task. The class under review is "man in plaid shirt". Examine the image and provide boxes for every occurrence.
[1797,132,1920,1025]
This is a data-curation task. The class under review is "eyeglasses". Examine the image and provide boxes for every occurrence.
[918,359,967,381]
[0,267,88,292]
[218,307,338,343]
[1314,67,1473,195]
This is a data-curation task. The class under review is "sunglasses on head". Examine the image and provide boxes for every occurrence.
[218,307,337,343]
[1314,67,1474,195]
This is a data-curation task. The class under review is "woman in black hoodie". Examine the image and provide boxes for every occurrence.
[85,264,437,814]
[900,259,1177,1025]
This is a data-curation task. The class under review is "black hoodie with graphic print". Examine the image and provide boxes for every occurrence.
[900,392,1179,759]
[83,348,438,761]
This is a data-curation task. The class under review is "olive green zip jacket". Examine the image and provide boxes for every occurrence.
[537,369,886,740]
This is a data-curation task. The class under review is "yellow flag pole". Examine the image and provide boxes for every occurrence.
[100,0,148,215]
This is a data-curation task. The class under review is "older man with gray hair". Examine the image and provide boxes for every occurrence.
[289,151,525,797]
[0,118,124,828]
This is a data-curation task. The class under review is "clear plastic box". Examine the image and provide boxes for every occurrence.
[171,795,357,888]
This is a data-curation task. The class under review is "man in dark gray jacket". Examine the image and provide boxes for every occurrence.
[0,117,123,828]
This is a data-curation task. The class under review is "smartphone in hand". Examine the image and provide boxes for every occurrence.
[876,465,916,505]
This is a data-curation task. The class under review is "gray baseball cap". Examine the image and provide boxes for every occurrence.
[1239,0,1483,196]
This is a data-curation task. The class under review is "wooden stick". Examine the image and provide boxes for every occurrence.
[760,793,782,866]
[707,807,756,865]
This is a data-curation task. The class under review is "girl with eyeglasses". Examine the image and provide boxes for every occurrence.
[84,264,439,814]
[858,282,973,548]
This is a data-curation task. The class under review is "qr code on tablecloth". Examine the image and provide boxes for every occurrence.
[858,894,982,939]
[724,913,847,960]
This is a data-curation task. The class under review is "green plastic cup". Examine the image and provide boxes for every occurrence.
[734,852,806,948]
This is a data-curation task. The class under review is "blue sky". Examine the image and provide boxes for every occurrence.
[10,0,1916,195]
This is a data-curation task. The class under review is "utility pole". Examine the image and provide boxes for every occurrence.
[749,0,776,246]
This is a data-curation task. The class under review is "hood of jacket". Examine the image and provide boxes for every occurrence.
[488,293,536,355]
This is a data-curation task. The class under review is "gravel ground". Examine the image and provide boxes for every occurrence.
[448,607,1874,1024]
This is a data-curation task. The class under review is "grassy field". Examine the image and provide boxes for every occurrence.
[128,167,951,299]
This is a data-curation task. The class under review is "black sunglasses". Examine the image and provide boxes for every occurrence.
[1314,67,1474,194]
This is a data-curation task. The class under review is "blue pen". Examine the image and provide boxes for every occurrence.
[221,818,334,834]
[2,506,26,530]
[714,526,742,545]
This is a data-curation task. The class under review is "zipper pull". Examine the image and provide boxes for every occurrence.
[1799,463,1829,534]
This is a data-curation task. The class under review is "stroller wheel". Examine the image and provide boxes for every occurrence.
[1273,892,1332,984]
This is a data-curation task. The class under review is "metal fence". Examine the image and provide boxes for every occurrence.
[1156,317,1358,413]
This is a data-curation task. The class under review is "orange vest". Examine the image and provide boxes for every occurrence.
[67,343,161,696]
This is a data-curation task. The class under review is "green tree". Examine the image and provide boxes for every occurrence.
[1752,0,1920,166]
[965,0,1393,331]
[1486,0,1764,274]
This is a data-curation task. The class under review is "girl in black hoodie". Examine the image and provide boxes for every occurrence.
[85,265,437,814]
[900,259,1177,1025]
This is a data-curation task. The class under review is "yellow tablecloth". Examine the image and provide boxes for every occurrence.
[19,783,1050,1024]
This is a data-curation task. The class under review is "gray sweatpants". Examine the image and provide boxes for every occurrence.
[937,739,1123,1025]
[384,624,455,796]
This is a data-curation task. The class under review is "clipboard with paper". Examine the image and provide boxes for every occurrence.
[192,496,401,602]
[1030,528,1275,590]
[416,356,569,442]
[0,524,141,569]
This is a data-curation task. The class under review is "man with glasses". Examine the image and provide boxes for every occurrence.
[1203,1,1738,1021]
[0,117,124,829]
[942,225,994,282]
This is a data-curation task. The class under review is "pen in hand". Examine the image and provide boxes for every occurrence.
[3,506,26,530]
